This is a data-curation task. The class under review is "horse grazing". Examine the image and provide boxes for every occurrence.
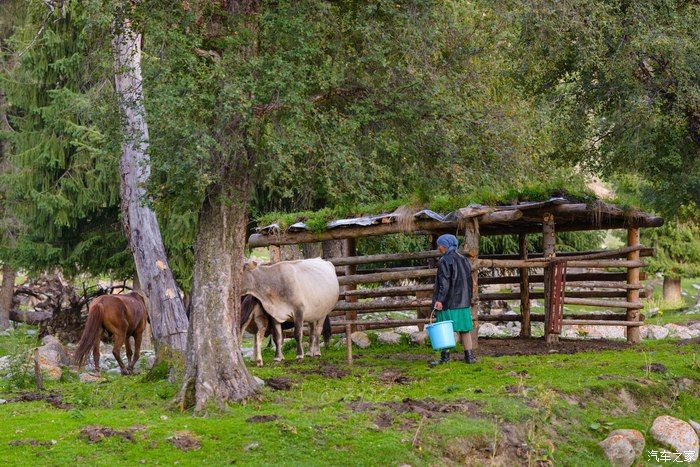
[74,292,148,375]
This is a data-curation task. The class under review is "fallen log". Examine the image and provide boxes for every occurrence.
[9,309,53,324]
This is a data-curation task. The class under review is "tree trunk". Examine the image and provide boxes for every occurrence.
[0,264,15,329]
[662,276,682,303]
[112,11,188,358]
[176,177,256,411]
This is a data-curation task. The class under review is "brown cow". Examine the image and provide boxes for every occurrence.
[74,292,148,375]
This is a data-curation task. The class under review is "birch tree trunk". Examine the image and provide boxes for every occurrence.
[112,12,188,357]
[0,264,14,330]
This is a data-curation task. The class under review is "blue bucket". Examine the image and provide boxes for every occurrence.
[426,320,456,350]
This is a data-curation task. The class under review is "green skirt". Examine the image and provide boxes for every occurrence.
[436,307,473,332]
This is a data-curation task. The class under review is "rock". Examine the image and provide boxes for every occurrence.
[0,355,9,372]
[0,398,6,404]
[377,331,402,345]
[608,429,645,457]
[253,376,265,387]
[478,323,501,337]
[79,372,104,383]
[25,329,37,336]
[350,331,371,349]
[0,330,10,337]
[599,434,637,467]
[241,347,254,359]
[40,335,70,365]
[395,326,419,335]
[689,322,700,331]
[690,420,700,437]
[409,331,428,346]
[644,325,669,340]
[650,415,699,462]
[106,368,121,376]
[36,335,70,380]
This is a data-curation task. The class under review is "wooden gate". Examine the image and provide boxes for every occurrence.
[546,261,567,335]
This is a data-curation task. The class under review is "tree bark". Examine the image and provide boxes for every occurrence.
[0,264,15,329]
[112,11,188,358]
[176,175,257,411]
[662,276,682,303]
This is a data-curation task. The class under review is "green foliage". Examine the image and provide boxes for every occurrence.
[515,0,700,214]
[643,206,700,279]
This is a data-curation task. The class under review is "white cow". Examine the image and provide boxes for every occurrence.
[241,258,339,366]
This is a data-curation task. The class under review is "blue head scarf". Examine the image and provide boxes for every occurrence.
[436,234,459,253]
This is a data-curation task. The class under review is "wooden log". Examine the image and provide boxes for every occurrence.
[34,348,44,391]
[341,284,434,299]
[561,319,644,327]
[329,250,441,266]
[10,309,53,324]
[480,215,663,236]
[334,319,431,327]
[478,258,646,269]
[481,290,646,301]
[626,228,641,343]
[519,234,531,337]
[343,239,358,332]
[543,213,558,344]
[478,247,654,260]
[353,266,429,275]
[334,298,433,312]
[338,268,437,286]
[481,272,629,285]
[562,297,644,309]
[248,209,524,247]
[463,217,480,349]
[566,281,644,290]
[345,323,352,364]
[530,313,636,322]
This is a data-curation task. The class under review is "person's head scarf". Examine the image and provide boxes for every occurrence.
[436,234,459,253]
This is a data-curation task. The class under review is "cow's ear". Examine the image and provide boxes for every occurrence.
[244,260,258,271]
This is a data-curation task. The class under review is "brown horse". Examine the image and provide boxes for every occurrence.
[74,292,148,375]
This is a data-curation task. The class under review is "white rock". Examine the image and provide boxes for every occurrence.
[645,325,669,340]
[690,420,700,437]
[688,329,700,338]
[689,323,700,331]
[599,435,636,467]
[253,376,265,387]
[608,429,645,458]
[350,331,371,349]
[106,368,121,376]
[395,326,419,335]
[650,416,699,462]
[0,398,6,404]
[38,335,70,366]
[25,329,37,336]
[478,323,502,337]
[79,372,104,383]
[377,331,402,345]
[409,331,428,346]
[0,355,10,372]
[665,324,693,339]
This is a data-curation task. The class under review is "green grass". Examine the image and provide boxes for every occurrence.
[1,328,698,466]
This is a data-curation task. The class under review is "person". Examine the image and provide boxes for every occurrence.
[430,234,476,365]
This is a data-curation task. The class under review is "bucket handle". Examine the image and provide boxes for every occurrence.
[429,308,439,324]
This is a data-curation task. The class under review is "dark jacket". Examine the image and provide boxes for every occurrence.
[432,249,473,310]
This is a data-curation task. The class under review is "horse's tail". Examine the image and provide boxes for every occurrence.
[240,294,259,331]
[74,301,103,367]
[322,315,332,347]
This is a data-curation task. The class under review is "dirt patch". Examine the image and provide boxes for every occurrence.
[348,397,481,419]
[265,377,294,391]
[246,414,280,423]
[169,431,201,451]
[11,392,71,410]
[378,368,412,385]
[375,411,394,428]
[79,425,146,443]
[301,363,349,379]
[8,439,56,447]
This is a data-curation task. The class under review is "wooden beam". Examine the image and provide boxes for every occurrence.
[562,297,644,309]
[477,258,646,269]
[248,210,524,247]
[481,272,629,285]
[561,319,644,327]
[338,268,437,286]
[343,238,358,332]
[329,250,441,266]
[519,234,531,337]
[626,228,641,343]
[543,213,558,344]
[334,298,432,312]
[341,284,434,299]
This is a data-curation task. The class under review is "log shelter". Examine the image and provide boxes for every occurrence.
[248,197,664,363]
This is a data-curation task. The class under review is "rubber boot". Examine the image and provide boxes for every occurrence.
[464,349,476,364]
[430,350,450,366]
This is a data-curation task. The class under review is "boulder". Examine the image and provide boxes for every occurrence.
[253,376,265,387]
[599,434,636,467]
[650,416,699,462]
[377,331,402,345]
[644,325,669,340]
[39,335,70,366]
[350,331,371,349]
[477,323,501,337]
[79,372,104,383]
[0,355,9,372]
[664,323,691,337]
[395,326,420,335]
[689,322,700,331]
[607,429,645,458]
[690,420,700,437]
[409,331,428,346]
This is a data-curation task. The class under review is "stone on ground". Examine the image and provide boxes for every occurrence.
[643,325,669,340]
[477,323,501,337]
[409,331,428,346]
[395,326,419,335]
[350,331,371,349]
[36,335,70,380]
[377,331,402,345]
[690,420,700,437]
[664,323,693,339]
[649,415,699,462]
[79,372,105,383]
[689,322,700,331]
[607,429,645,458]
[599,434,637,467]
